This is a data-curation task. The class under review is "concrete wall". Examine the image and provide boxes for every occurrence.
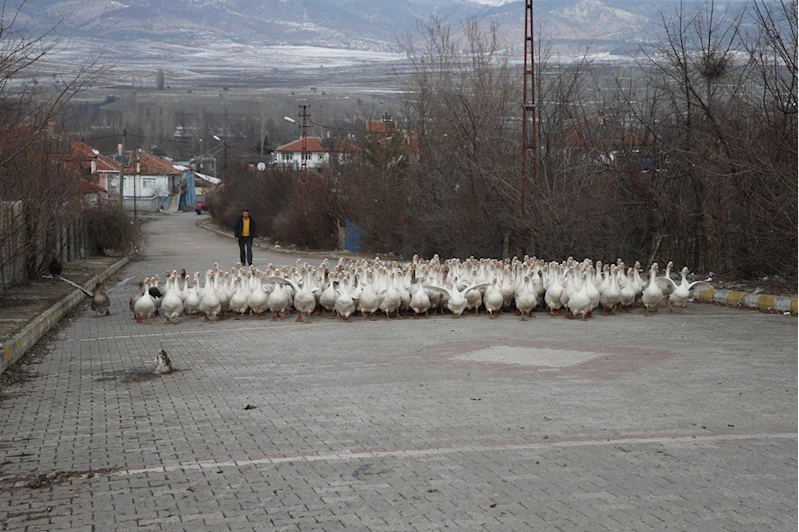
[122,196,164,214]
[0,200,88,290]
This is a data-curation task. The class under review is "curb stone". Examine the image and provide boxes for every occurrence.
[1,257,130,376]
[696,289,797,314]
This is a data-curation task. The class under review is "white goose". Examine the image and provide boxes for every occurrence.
[378,272,402,319]
[149,275,163,316]
[657,261,676,301]
[215,271,230,319]
[584,267,601,316]
[427,266,445,315]
[184,273,202,318]
[267,272,319,323]
[464,270,485,316]
[179,270,190,302]
[409,277,432,319]
[423,277,491,318]
[200,270,221,322]
[334,277,357,321]
[319,275,338,318]
[618,267,637,310]
[544,265,564,315]
[161,272,184,324]
[599,266,621,315]
[266,275,290,321]
[483,277,504,319]
[134,277,156,324]
[514,274,538,321]
[566,272,592,320]
[229,277,249,319]
[248,272,270,318]
[130,280,144,320]
[357,270,380,320]
[665,267,712,314]
[500,265,515,310]
[398,268,412,317]
[641,263,664,316]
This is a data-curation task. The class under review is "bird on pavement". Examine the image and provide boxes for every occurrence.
[154,348,174,374]
[57,275,135,317]
[48,253,62,282]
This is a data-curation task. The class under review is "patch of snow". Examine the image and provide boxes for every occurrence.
[195,172,220,184]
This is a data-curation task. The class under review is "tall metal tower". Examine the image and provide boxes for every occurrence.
[299,105,311,172]
[521,0,537,248]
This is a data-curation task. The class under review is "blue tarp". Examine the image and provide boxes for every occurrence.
[344,219,365,252]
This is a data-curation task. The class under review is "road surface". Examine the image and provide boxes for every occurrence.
[0,212,796,531]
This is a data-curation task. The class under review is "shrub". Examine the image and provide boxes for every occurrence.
[83,206,146,256]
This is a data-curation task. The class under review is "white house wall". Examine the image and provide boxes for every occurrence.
[275,151,331,169]
[113,174,172,197]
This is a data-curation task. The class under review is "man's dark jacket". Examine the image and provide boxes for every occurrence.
[233,216,258,238]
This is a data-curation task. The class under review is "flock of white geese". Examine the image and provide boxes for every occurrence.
[125,255,712,324]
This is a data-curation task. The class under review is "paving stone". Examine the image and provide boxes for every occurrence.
[0,213,795,532]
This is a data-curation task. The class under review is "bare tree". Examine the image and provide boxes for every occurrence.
[0,1,105,287]
[388,17,521,257]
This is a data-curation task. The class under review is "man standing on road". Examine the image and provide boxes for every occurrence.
[234,210,257,266]
[179,180,188,210]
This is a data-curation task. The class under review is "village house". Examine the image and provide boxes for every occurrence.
[106,150,193,212]
[273,136,360,170]
[64,139,122,204]
[363,117,420,166]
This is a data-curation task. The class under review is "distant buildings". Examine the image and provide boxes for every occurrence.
[273,136,360,170]
[107,150,193,212]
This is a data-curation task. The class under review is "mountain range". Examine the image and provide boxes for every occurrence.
[16,0,683,52]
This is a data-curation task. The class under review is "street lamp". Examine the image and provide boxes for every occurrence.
[198,138,203,172]
[213,135,226,181]
[283,116,300,169]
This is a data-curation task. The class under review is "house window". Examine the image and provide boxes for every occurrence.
[142,177,157,190]
[281,153,291,161]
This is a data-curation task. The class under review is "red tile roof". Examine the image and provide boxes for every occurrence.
[67,139,119,172]
[560,116,644,148]
[274,137,360,154]
[365,120,390,132]
[118,150,189,175]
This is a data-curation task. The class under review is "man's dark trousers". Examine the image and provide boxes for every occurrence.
[239,237,254,265]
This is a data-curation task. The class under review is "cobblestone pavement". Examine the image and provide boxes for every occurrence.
[0,213,796,531]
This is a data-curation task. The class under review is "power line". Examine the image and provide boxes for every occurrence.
[128,133,195,145]
[79,133,124,142]
[450,3,503,48]
[443,0,471,23]
[308,118,361,133]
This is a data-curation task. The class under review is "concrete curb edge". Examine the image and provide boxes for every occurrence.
[696,289,797,314]
[1,257,130,376]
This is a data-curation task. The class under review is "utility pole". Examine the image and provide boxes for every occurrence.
[134,148,140,219]
[298,105,311,218]
[260,105,266,159]
[118,129,126,210]
[222,141,227,181]
[521,0,538,253]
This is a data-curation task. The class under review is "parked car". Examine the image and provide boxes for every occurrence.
[195,201,210,215]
